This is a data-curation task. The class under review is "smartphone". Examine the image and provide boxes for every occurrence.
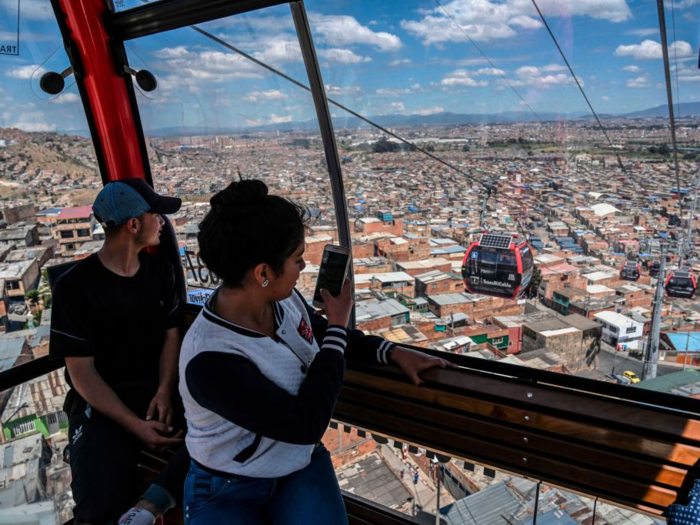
[313,245,352,309]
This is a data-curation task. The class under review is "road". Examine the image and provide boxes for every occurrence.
[596,341,679,378]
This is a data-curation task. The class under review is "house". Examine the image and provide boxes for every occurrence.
[50,206,96,256]
[355,299,410,332]
[593,311,644,347]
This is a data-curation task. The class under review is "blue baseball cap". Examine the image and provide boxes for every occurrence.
[93,178,181,226]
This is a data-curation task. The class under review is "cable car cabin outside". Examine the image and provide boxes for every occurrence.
[461,233,534,300]
[649,260,661,278]
[665,269,697,299]
[620,261,641,281]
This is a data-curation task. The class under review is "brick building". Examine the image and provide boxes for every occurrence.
[51,207,96,256]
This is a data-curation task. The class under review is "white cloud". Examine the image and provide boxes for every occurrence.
[390,58,413,67]
[309,14,402,52]
[411,106,444,116]
[615,40,693,60]
[6,65,45,80]
[154,47,262,86]
[242,90,287,102]
[51,93,80,104]
[626,75,651,88]
[401,0,630,45]
[269,114,293,124]
[246,37,303,65]
[601,95,610,101]
[682,12,697,22]
[441,70,489,87]
[625,28,658,37]
[376,84,421,96]
[509,15,542,29]
[511,64,577,87]
[318,48,371,64]
[389,102,405,112]
[13,121,57,132]
[475,67,505,76]
[623,65,641,72]
[672,63,700,83]
[10,110,56,132]
[325,85,363,96]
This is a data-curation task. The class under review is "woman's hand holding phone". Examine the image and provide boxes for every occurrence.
[320,278,353,328]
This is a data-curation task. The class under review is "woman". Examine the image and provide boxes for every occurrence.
[179,179,450,524]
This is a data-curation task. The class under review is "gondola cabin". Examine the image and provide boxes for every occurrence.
[665,269,697,299]
[649,260,661,278]
[620,261,641,281]
[461,233,534,300]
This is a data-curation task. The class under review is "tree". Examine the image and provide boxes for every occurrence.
[527,266,542,299]
[462,145,470,152]
[26,289,39,304]
[371,138,401,153]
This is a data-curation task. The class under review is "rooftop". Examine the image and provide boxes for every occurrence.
[57,206,93,220]
[632,369,700,396]
[355,299,409,322]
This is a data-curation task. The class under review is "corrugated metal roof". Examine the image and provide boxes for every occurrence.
[0,338,24,372]
[442,482,523,525]
[666,332,700,352]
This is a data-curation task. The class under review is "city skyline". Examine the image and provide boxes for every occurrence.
[1,0,700,134]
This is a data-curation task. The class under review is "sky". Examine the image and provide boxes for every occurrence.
[0,0,699,134]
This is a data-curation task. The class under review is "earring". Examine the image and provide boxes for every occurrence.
[262,279,269,288]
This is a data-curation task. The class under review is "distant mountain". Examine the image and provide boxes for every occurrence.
[143,103,700,137]
[621,102,700,118]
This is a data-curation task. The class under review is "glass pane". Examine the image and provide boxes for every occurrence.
[302,0,700,403]
[126,4,338,301]
[0,371,74,522]
[111,0,167,12]
[538,484,665,525]
[324,421,541,522]
[0,0,100,381]
[0,0,100,517]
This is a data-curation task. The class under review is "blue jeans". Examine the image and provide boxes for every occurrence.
[183,444,348,525]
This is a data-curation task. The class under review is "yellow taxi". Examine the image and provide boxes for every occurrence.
[623,370,641,384]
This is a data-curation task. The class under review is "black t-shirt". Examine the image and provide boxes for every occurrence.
[49,252,182,399]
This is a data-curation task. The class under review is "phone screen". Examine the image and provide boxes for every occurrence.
[314,249,349,302]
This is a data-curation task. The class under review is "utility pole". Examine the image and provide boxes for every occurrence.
[643,243,667,380]
[435,460,441,525]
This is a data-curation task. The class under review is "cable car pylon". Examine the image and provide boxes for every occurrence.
[643,243,667,380]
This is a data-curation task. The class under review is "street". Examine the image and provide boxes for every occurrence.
[596,341,679,379]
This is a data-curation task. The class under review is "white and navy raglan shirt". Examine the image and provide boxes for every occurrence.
[179,288,395,479]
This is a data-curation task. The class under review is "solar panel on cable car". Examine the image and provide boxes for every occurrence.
[479,234,513,249]
[461,233,532,300]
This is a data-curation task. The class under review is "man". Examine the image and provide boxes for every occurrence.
[50,178,188,525]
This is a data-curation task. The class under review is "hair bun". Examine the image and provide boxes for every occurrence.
[211,179,268,217]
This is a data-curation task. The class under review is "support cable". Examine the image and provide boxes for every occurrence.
[434,0,543,123]
[190,25,496,193]
[669,0,681,120]
[656,0,685,254]
[530,0,627,172]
